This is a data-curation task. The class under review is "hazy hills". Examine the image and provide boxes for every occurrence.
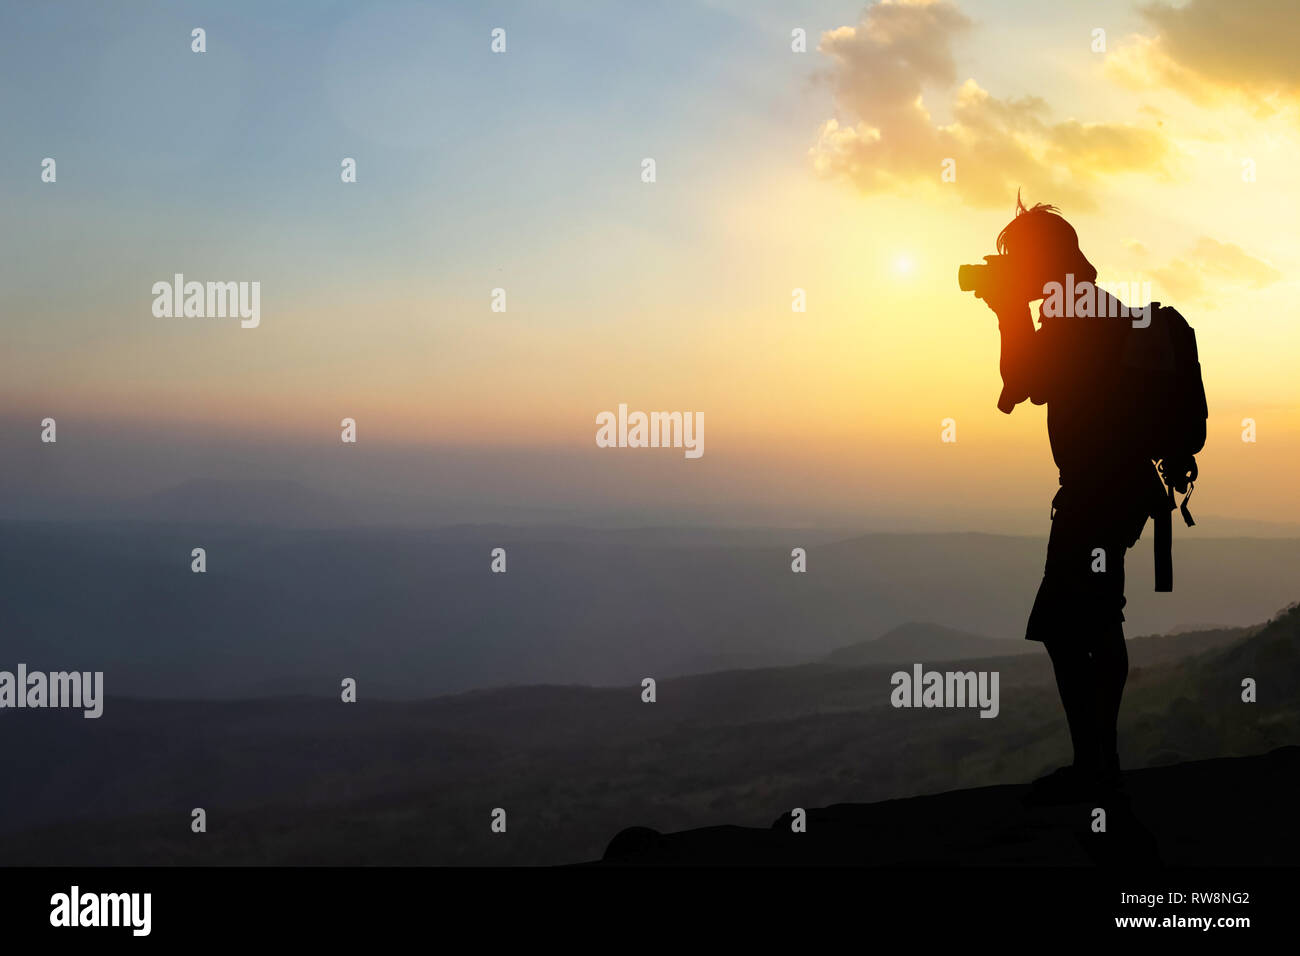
[142,478,364,529]
[825,622,1035,666]
[2,491,1295,865]
[0,605,1290,865]
[2,513,1298,697]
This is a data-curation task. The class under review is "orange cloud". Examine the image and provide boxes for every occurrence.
[1152,236,1283,302]
[1107,0,1300,114]
[811,0,1173,208]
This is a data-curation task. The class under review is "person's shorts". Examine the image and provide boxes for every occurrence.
[1025,485,1147,645]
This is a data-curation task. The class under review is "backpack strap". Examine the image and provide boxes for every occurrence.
[1152,457,1197,592]
[1140,303,1183,593]
[1180,483,1196,527]
[1154,482,1175,592]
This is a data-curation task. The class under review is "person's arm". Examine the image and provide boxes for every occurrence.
[992,302,1048,413]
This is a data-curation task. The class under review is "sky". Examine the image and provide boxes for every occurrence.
[2,0,1298,530]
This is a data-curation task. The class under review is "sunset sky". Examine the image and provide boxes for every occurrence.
[2,0,1298,530]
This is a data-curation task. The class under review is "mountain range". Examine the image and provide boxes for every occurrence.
[1,603,1292,865]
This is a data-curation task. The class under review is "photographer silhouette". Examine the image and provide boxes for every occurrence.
[967,194,1206,805]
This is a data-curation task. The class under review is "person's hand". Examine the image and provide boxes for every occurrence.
[974,256,1038,321]
[976,287,1032,323]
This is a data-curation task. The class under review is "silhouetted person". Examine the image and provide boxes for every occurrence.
[971,196,1180,804]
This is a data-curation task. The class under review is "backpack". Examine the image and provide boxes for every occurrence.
[1120,301,1208,591]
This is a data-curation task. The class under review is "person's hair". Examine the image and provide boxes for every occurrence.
[996,190,1097,284]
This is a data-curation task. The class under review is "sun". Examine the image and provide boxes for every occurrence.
[892,254,915,276]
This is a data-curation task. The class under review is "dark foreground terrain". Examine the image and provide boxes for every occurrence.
[600,746,1300,866]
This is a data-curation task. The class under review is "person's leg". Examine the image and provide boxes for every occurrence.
[1025,632,1098,804]
[1091,620,1128,780]
[1045,635,1099,773]
[1025,490,1112,803]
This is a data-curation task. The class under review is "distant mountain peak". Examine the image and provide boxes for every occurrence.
[824,621,1031,667]
[137,478,354,527]
[149,477,313,497]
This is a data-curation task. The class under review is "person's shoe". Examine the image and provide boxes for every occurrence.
[1023,764,1093,806]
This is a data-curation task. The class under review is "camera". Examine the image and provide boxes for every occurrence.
[957,255,1007,296]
